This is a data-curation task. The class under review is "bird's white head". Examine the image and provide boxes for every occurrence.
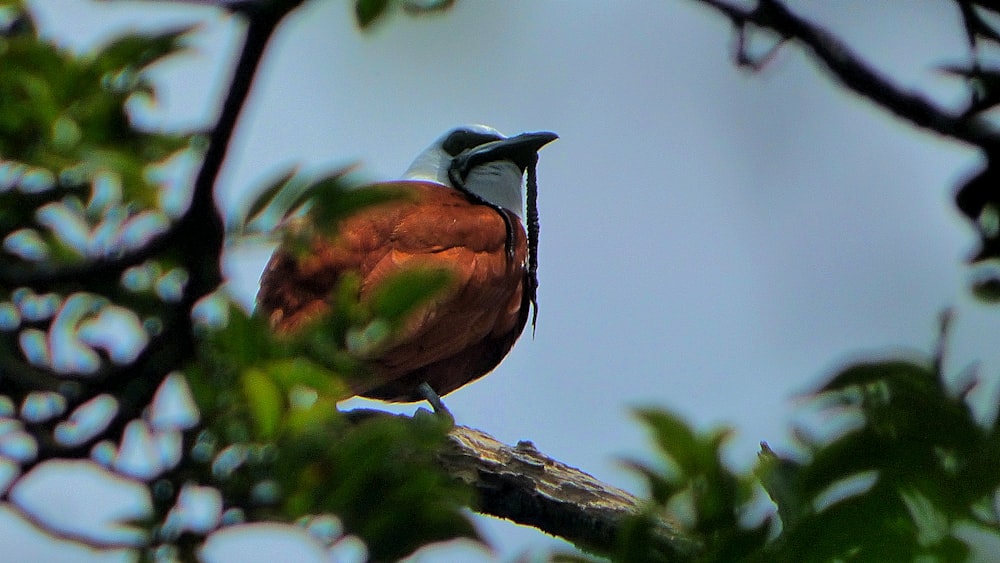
[402,125,558,220]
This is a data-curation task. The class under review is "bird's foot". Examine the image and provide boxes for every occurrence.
[416,382,453,423]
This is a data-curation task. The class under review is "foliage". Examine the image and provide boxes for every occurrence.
[0,0,199,418]
[621,410,767,562]
[187,308,477,561]
[611,2,1000,557]
[0,0,476,560]
[614,315,1000,561]
[354,0,455,29]
[7,0,1000,562]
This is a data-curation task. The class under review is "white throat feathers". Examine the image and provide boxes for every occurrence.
[402,125,525,220]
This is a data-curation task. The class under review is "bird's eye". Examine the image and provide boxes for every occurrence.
[442,129,503,157]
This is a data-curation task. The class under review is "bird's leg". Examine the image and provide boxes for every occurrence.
[416,382,453,420]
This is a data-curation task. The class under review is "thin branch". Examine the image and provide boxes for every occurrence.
[5,498,147,552]
[694,0,1000,151]
[0,229,183,290]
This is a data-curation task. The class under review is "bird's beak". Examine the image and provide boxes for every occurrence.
[451,131,559,175]
[496,131,560,158]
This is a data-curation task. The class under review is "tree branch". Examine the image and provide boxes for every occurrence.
[693,0,1000,151]
[0,228,183,290]
[343,408,697,557]
[440,425,699,558]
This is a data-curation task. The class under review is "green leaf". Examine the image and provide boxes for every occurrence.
[620,459,682,506]
[613,510,682,563]
[282,394,343,437]
[261,357,350,400]
[241,368,284,440]
[368,266,453,324]
[94,26,193,75]
[203,306,278,367]
[355,0,392,28]
[241,167,299,227]
[775,482,916,561]
[243,164,359,234]
[279,414,479,561]
[818,359,936,395]
[633,407,703,477]
[756,442,811,530]
[0,3,34,38]
[309,181,407,235]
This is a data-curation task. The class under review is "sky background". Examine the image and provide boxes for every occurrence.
[8,0,1000,561]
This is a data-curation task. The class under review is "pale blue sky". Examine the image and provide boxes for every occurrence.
[10,0,998,561]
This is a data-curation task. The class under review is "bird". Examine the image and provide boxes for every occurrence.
[256,125,557,406]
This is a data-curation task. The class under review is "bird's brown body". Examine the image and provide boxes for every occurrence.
[257,180,529,402]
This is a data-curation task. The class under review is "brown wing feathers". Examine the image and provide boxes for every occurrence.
[256,181,529,402]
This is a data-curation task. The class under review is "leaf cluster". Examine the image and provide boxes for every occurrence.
[0,0,202,408]
[182,271,469,559]
[15,0,1000,561]
[622,322,1000,562]
[0,0,199,405]
[0,0,192,230]
[619,411,767,562]
[0,1,478,560]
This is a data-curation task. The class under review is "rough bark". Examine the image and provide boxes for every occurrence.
[345,407,698,558]
[439,424,699,559]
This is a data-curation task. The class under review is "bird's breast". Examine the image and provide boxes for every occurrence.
[256,180,530,401]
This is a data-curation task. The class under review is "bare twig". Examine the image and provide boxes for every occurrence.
[694,0,1000,150]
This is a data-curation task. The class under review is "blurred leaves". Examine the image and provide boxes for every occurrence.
[367,266,452,325]
[0,0,199,401]
[765,352,984,562]
[20,0,1000,560]
[236,165,357,236]
[624,321,1000,561]
[0,0,203,412]
[188,301,475,560]
[622,410,768,562]
[1,0,476,560]
[0,10,193,212]
[355,0,390,27]
[0,5,212,556]
[234,167,409,266]
[280,413,478,561]
[354,0,456,29]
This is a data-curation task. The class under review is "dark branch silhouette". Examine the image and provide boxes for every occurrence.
[694,0,1000,150]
